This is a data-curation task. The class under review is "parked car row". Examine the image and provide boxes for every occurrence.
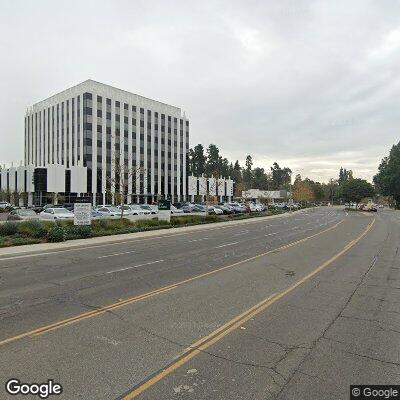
[173,201,267,215]
[6,204,159,221]
[5,200,273,221]
[271,202,300,210]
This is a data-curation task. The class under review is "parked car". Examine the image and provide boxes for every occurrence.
[192,204,207,212]
[130,204,151,215]
[215,204,233,214]
[7,209,40,221]
[174,202,193,210]
[41,204,66,212]
[170,205,184,214]
[0,201,12,209]
[117,204,147,216]
[248,203,258,212]
[91,210,105,220]
[140,205,157,214]
[208,206,223,215]
[181,205,194,213]
[255,203,265,212]
[148,204,159,213]
[40,207,74,220]
[96,205,122,217]
[63,203,75,212]
[226,203,245,213]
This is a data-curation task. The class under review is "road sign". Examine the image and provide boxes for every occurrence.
[74,203,92,225]
[158,200,171,222]
[74,196,92,203]
[158,200,171,210]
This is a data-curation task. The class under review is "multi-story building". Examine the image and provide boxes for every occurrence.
[0,80,234,206]
[22,79,189,205]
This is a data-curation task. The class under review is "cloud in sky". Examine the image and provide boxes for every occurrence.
[0,0,399,182]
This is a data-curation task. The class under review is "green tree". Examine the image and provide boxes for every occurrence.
[253,167,269,190]
[304,178,324,201]
[189,144,206,176]
[374,141,400,208]
[271,162,292,190]
[341,178,375,209]
[338,167,353,185]
[243,155,253,189]
[205,144,220,176]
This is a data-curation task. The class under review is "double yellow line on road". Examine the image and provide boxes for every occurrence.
[123,218,375,399]
[0,219,345,348]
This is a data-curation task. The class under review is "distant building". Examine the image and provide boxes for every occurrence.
[242,189,289,203]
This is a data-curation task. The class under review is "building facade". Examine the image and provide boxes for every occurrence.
[188,174,234,203]
[23,79,189,205]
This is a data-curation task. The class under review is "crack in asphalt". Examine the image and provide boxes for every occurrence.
[270,219,391,399]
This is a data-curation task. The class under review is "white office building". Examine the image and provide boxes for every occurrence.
[18,79,190,205]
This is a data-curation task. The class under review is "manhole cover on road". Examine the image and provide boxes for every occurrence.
[285,270,295,277]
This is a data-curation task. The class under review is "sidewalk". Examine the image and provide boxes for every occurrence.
[0,209,309,258]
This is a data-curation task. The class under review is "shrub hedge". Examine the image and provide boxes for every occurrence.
[0,210,286,248]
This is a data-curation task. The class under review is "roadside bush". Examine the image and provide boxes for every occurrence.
[0,222,18,236]
[47,225,67,242]
[17,220,49,238]
[134,219,170,229]
[92,218,132,232]
[171,215,220,226]
[11,237,42,246]
[65,225,92,239]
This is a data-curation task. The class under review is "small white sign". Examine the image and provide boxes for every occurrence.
[158,210,171,223]
[74,203,92,225]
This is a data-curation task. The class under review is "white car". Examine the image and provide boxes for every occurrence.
[148,205,159,213]
[125,204,151,215]
[96,205,122,217]
[248,203,258,212]
[0,201,12,209]
[117,205,143,216]
[40,207,74,220]
[208,206,223,215]
[255,203,265,212]
[170,205,184,214]
[140,205,157,214]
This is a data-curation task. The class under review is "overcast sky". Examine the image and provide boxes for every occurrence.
[1,0,399,182]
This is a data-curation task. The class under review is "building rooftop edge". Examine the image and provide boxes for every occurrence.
[28,79,186,116]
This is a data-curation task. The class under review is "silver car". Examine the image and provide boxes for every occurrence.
[40,207,74,220]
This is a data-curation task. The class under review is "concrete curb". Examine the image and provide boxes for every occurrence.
[0,208,314,258]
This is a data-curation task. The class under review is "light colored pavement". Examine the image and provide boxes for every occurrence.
[0,207,397,399]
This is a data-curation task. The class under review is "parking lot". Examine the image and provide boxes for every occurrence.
[0,200,291,223]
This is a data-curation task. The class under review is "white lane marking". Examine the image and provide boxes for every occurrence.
[106,259,164,274]
[265,232,278,236]
[233,230,249,236]
[188,237,209,243]
[97,250,136,259]
[215,242,239,249]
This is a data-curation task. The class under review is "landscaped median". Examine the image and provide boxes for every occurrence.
[0,210,288,248]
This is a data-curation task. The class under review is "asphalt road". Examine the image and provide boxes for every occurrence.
[0,207,398,399]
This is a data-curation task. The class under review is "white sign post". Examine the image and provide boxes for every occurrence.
[74,203,92,226]
[158,200,171,223]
